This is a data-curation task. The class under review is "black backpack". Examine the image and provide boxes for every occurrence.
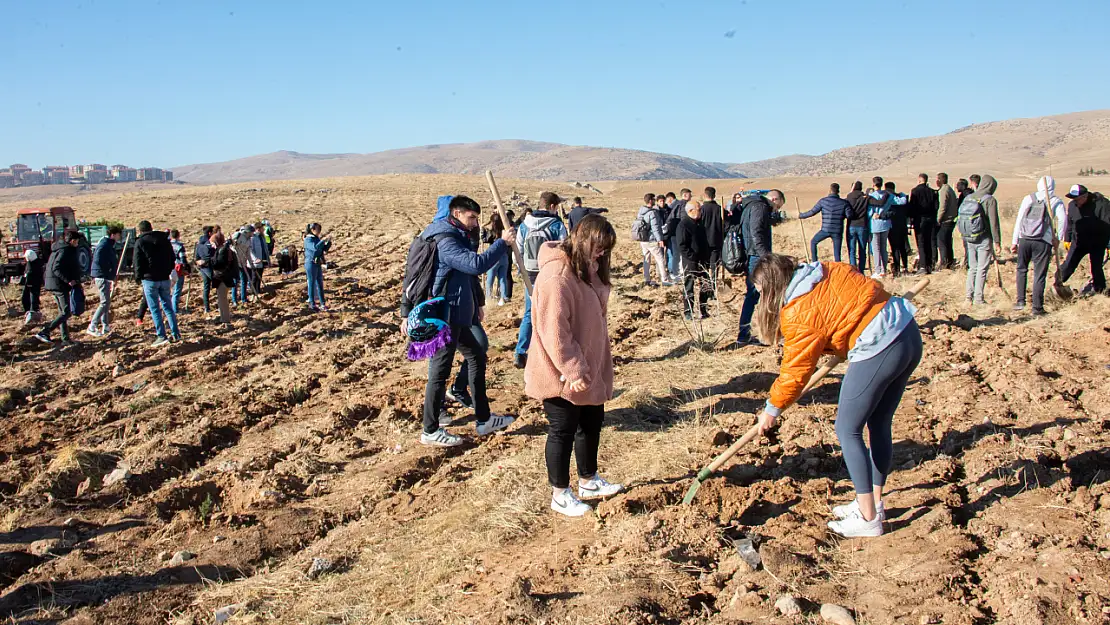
[722,223,747,275]
[400,234,445,317]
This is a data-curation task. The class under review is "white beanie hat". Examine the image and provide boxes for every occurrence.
[24,249,37,263]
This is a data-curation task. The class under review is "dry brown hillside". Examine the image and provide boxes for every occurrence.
[783,109,1110,178]
[172,141,742,185]
[1,174,1108,624]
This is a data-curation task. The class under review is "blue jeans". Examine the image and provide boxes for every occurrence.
[516,287,533,355]
[810,230,843,263]
[171,274,185,314]
[667,238,681,278]
[306,262,325,307]
[238,268,250,302]
[141,279,179,339]
[485,254,509,301]
[737,255,761,340]
[848,226,869,273]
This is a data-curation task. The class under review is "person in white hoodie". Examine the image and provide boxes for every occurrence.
[1010,176,1065,315]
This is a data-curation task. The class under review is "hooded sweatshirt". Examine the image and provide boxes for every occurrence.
[421,217,508,327]
[636,204,665,242]
[966,174,1002,245]
[133,230,175,283]
[1011,175,1060,247]
[524,242,614,407]
[846,188,870,228]
[516,210,568,278]
[44,239,81,292]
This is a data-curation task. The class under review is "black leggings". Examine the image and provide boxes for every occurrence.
[543,397,604,489]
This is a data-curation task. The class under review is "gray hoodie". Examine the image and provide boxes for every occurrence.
[968,175,1001,244]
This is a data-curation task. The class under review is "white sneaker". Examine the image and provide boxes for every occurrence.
[832,499,885,521]
[870,272,885,280]
[578,475,623,500]
[497,298,506,307]
[102,325,113,336]
[85,327,102,338]
[151,337,170,347]
[23,312,33,326]
[420,428,464,447]
[551,489,592,517]
[828,509,884,537]
[475,415,514,436]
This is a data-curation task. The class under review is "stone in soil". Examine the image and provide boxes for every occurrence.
[820,603,856,625]
[168,550,195,566]
[306,557,334,580]
[775,594,802,616]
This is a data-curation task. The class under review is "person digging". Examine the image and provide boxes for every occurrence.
[749,254,922,538]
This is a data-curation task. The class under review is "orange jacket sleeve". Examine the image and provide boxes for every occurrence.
[767,318,828,414]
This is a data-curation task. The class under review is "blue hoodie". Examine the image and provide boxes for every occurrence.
[419,203,508,327]
[90,236,118,280]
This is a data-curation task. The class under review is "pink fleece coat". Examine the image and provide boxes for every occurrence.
[524,242,614,406]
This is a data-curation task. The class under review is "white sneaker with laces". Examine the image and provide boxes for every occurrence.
[476,415,514,436]
[578,475,624,500]
[551,489,592,517]
[497,298,506,307]
[832,499,885,521]
[828,509,884,537]
[420,428,464,447]
[85,327,102,338]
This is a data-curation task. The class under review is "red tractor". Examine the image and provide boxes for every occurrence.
[3,207,92,280]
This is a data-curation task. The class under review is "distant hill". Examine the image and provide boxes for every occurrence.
[172,110,1110,184]
[172,140,746,184]
[771,109,1110,177]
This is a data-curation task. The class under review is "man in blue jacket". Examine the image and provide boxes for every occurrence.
[420,195,517,447]
[800,183,850,262]
[87,226,122,337]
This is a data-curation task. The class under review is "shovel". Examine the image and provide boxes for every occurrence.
[682,277,931,504]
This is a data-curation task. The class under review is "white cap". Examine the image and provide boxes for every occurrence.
[24,249,37,262]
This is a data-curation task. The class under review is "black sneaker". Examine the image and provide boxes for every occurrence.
[445,388,474,410]
[33,333,52,344]
[513,353,527,369]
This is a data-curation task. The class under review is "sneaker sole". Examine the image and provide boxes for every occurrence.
[828,523,884,538]
[578,488,623,500]
[551,502,590,517]
[421,439,463,448]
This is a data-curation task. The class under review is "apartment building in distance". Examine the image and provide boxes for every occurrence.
[0,172,15,188]
[44,166,70,185]
[0,162,173,187]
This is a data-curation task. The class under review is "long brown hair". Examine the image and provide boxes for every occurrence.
[751,254,801,345]
[561,214,615,286]
[484,212,504,237]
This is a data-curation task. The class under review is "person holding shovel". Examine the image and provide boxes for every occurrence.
[750,254,922,537]
[525,214,622,517]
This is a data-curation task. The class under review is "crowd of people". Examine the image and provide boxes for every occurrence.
[19,219,334,346]
[399,180,1109,536]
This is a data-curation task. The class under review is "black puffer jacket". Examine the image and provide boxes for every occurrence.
[740,195,773,258]
[44,240,81,293]
[133,230,175,283]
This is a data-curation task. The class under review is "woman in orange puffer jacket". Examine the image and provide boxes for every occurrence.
[751,254,922,538]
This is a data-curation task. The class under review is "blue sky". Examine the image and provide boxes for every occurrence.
[3,0,1108,169]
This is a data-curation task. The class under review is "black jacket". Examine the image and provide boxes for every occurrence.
[44,240,81,293]
[133,230,175,283]
[740,195,773,258]
[1067,192,1110,243]
[211,242,239,286]
[908,183,938,224]
[23,256,45,290]
[675,213,710,271]
[846,189,870,228]
[700,200,724,250]
[568,206,608,232]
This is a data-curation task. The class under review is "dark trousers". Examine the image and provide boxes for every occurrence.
[423,324,490,433]
[936,221,957,269]
[543,397,604,489]
[889,229,911,275]
[453,324,489,396]
[1016,238,1053,312]
[42,291,72,340]
[251,267,264,295]
[201,274,212,312]
[1060,238,1108,293]
[810,230,843,262]
[22,284,41,313]
[914,219,936,272]
[737,255,761,340]
[682,267,710,316]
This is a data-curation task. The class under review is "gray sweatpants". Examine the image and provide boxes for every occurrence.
[835,321,922,495]
[965,239,993,303]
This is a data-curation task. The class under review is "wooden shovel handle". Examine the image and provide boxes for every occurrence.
[485,170,533,297]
